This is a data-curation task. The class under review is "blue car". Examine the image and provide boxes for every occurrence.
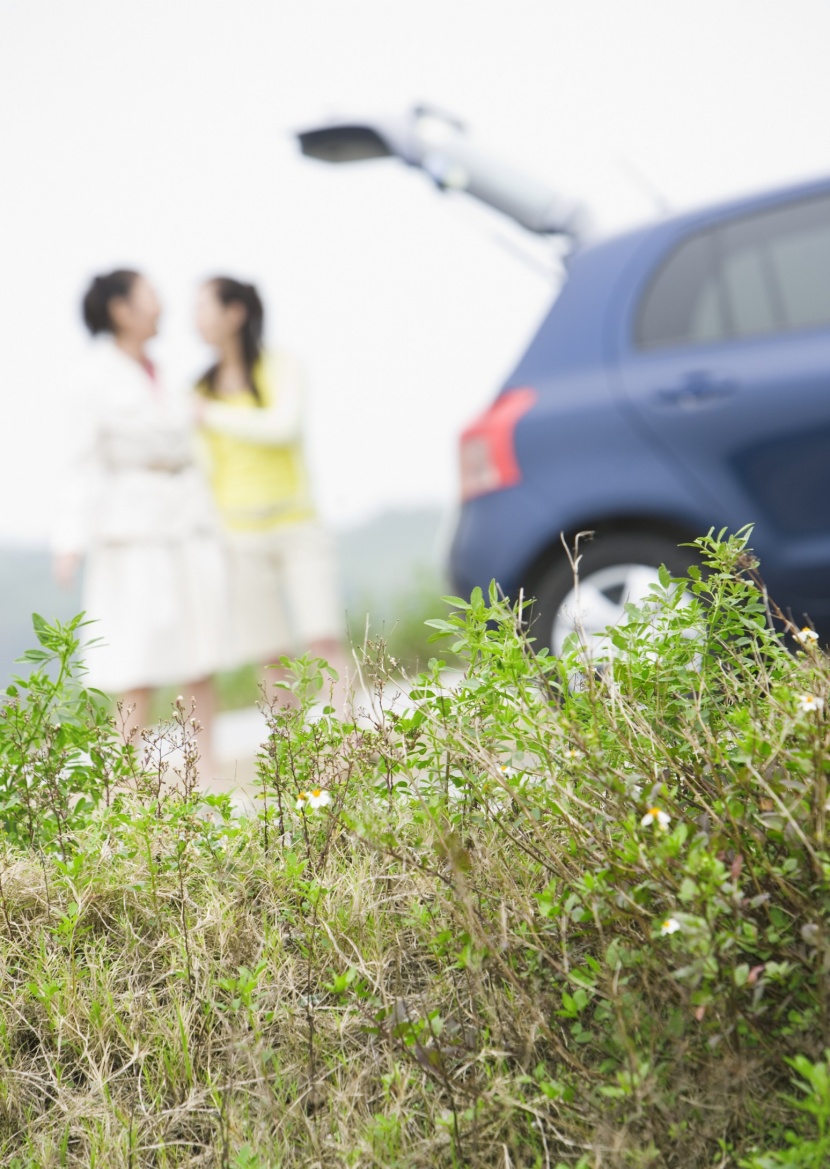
[299,111,830,649]
[451,176,830,650]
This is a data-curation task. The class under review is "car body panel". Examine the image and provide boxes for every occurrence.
[610,178,830,620]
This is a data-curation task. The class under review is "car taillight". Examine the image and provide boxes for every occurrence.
[459,386,537,502]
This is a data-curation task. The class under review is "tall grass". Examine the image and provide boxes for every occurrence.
[2,531,830,1166]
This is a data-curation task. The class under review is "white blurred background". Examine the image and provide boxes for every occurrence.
[1,0,829,542]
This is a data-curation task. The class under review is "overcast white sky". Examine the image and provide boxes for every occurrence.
[2,0,829,543]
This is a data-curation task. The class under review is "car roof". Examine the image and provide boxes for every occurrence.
[616,171,830,244]
[506,173,830,386]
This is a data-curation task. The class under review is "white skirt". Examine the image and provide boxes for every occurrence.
[82,535,227,693]
[224,521,342,669]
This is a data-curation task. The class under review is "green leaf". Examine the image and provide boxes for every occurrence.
[16,649,51,664]
[441,595,471,610]
[31,613,50,646]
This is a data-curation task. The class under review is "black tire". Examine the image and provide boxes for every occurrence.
[526,531,697,656]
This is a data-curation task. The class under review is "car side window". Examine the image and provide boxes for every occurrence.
[636,192,830,351]
[718,217,780,337]
[765,197,830,330]
[720,195,830,337]
[636,231,726,350]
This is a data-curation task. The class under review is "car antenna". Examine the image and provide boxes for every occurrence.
[433,179,569,280]
[488,228,567,281]
[616,156,672,218]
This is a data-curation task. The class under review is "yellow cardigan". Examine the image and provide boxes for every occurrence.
[197,351,315,532]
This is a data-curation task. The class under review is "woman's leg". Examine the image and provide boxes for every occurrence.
[260,658,299,710]
[181,675,216,779]
[260,640,348,714]
[278,523,349,714]
[307,636,349,714]
[120,686,152,746]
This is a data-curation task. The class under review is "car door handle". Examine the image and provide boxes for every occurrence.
[655,371,740,408]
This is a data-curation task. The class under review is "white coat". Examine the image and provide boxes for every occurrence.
[53,337,227,692]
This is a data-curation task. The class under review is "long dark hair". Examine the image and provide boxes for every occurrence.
[200,276,265,404]
[82,269,140,335]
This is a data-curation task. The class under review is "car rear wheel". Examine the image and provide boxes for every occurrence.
[527,532,697,657]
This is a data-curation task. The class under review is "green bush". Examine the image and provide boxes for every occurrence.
[0,613,134,852]
[2,530,830,1165]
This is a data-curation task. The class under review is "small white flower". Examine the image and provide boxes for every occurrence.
[307,788,331,810]
[641,807,671,831]
[295,792,309,812]
[563,748,582,763]
[795,627,819,646]
[801,922,821,947]
[660,917,681,935]
[797,694,824,714]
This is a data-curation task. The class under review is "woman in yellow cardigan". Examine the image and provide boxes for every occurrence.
[194,276,345,704]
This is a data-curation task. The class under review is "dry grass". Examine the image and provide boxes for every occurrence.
[0,798,565,1168]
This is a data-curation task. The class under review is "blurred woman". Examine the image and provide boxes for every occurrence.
[53,269,225,759]
[194,276,345,703]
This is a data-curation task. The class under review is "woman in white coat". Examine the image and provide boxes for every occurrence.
[53,269,225,759]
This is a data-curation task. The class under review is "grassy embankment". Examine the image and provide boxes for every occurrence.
[2,531,830,1166]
